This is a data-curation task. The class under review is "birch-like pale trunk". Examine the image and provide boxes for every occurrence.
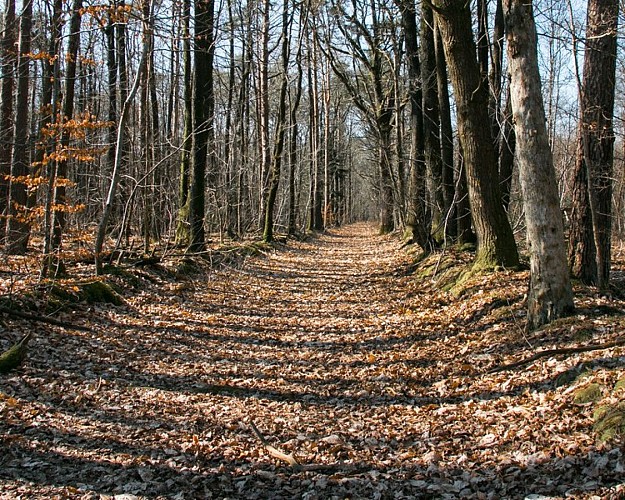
[504,0,574,330]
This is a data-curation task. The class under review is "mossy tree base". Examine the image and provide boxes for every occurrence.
[47,279,124,309]
[0,333,32,374]
[594,403,625,442]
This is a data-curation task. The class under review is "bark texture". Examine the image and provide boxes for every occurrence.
[398,0,432,252]
[504,0,574,330]
[568,0,619,288]
[433,1,518,269]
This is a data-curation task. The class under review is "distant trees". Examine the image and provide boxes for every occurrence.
[322,0,398,234]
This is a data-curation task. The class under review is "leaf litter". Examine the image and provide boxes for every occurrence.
[1,223,625,499]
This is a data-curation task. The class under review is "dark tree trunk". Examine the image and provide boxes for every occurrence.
[0,0,16,236]
[568,0,619,288]
[188,0,215,253]
[421,5,443,239]
[6,0,33,254]
[434,21,455,242]
[433,0,519,269]
[224,0,236,238]
[263,0,290,242]
[397,0,432,252]
[568,142,596,282]
[307,29,323,232]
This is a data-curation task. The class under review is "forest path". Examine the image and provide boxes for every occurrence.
[200,222,415,351]
[3,223,624,498]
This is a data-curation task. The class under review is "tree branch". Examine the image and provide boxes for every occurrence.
[0,306,91,332]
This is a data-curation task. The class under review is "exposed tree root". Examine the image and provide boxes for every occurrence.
[489,337,625,373]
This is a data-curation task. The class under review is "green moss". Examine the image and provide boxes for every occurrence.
[593,403,625,442]
[614,377,625,392]
[554,365,590,388]
[573,382,603,404]
[448,267,482,297]
[573,328,595,342]
[79,280,123,305]
[458,242,476,253]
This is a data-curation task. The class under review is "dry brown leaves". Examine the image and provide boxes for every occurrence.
[1,223,625,499]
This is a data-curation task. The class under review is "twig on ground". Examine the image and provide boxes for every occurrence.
[248,420,302,469]
[488,337,625,373]
[245,420,372,475]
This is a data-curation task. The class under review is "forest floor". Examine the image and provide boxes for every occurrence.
[1,222,625,499]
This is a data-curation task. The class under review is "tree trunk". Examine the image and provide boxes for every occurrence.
[288,6,305,235]
[257,0,271,230]
[263,0,290,242]
[0,0,16,236]
[499,88,516,211]
[6,0,33,254]
[307,28,323,231]
[188,0,215,253]
[434,20,455,242]
[433,1,519,269]
[568,0,619,289]
[224,0,236,238]
[504,0,574,330]
[175,0,192,246]
[398,0,431,252]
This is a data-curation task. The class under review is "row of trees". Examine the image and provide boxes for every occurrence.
[0,0,620,328]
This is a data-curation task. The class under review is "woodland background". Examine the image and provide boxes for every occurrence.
[0,0,621,274]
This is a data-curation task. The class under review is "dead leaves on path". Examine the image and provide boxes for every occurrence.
[1,223,625,498]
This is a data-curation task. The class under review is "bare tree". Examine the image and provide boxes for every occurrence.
[263,0,292,242]
[322,0,398,234]
[568,0,619,289]
[0,0,16,236]
[187,0,215,252]
[5,0,33,254]
[432,1,519,270]
[504,0,574,330]
[396,0,431,252]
